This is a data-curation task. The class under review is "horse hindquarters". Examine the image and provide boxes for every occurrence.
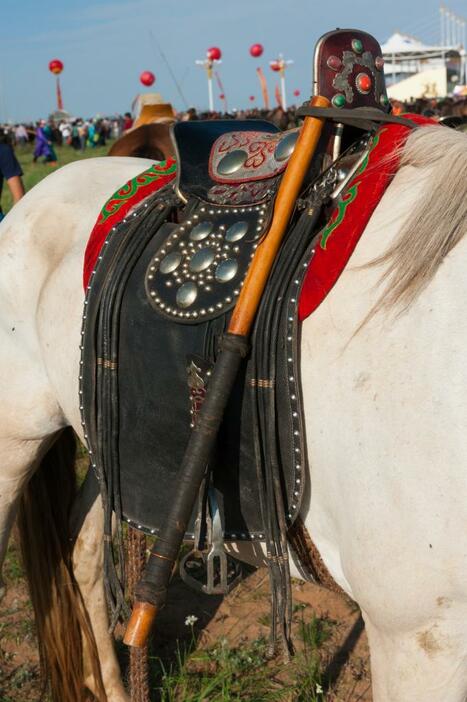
[300,136,467,701]
[18,428,106,702]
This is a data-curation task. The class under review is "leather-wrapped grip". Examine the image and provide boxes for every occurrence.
[124,334,249,647]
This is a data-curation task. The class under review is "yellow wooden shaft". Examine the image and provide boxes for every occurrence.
[228,94,330,336]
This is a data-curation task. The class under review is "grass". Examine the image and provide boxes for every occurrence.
[144,612,336,702]
[3,538,24,583]
[2,142,111,214]
[154,636,289,702]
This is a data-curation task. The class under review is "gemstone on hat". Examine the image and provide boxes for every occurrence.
[375,56,385,70]
[332,93,346,108]
[327,55,342,71]
[356,72,372,94]
[351,38,363,54]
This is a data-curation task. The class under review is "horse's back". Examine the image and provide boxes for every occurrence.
[0,156,155,434]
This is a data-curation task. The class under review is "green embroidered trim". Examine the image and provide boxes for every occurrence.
[355,128,386,176]
[320,182,359,250]
[98,161,177,224]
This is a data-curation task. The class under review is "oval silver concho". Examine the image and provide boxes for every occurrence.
[225,221,249,242]
[190,221,213,241]
[176,282,198,308]
[274,131,299,162]
[217,149,248,175]
[215,258,238,283]
[159,251,182,274]
[189,248,215,273]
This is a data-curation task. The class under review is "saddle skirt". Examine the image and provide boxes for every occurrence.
[81,119,314,543]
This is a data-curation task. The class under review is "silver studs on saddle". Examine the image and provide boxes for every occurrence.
[145,203,269,322]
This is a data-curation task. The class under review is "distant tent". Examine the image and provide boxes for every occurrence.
[381,32,455,62]
[381,31,463,92]
[49,109,73,121]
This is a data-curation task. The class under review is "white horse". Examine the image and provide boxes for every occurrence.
[0,124,466,702]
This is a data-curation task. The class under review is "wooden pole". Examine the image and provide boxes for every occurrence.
[229,94,330,335]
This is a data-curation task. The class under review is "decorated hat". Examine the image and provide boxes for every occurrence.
[132,92,176,128]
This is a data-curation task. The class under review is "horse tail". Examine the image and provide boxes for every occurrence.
[17,427,107,702]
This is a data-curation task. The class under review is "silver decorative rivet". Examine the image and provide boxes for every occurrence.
[225,221,249,242]
[190,221,213,241]
[274,130,299,161]
[217,149,248,175]
[215,258,238,283]
[189,248,215,272]
[175,282,198,308]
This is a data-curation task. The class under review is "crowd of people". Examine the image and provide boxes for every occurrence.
[0,95,465,221]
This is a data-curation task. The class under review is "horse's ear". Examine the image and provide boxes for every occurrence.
[108,123,175,162]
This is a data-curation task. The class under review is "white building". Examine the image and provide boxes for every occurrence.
[381,31,466,100]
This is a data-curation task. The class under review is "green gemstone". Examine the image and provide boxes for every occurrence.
[380,94,389,106]
[352,38,363,53]
[332,94,346,108]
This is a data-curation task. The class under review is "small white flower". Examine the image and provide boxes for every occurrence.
[316,683,323,694]
[184,614,198,627]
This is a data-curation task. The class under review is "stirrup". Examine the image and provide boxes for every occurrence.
[180,489,242,595]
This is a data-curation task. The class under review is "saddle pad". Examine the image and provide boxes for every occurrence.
[299,114,437,319]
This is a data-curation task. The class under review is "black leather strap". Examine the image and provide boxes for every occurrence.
[296,105,419,131]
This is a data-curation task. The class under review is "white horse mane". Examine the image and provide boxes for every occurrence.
[366,125,467,317]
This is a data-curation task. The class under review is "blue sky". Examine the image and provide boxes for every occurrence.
[0,0,465,121]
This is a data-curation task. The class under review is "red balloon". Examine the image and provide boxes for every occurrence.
[207,46,222,61]
[293,89,301,97]
[250,43,264,58]
[249,95,255,101]
[219,93,225,100]
[140,71,155,87]
[270,60,281,72]
[49,59,64,75]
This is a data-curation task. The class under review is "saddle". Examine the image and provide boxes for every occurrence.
[80,29,393,636]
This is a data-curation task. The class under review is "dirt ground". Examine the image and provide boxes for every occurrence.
[0,527,371,701]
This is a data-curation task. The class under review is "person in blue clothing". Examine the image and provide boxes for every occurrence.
[0,131,25,222]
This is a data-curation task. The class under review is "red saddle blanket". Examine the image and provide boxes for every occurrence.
[83,115,434,319]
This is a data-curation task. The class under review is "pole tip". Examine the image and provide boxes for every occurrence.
[123,601,158,648]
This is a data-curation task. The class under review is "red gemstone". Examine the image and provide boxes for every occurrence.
[327,55,342,71]
[356,72,372,94]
